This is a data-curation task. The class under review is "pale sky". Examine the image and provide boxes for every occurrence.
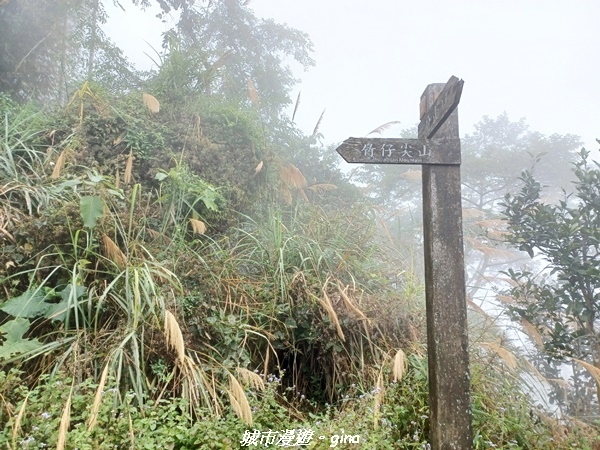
[105,0,599,152]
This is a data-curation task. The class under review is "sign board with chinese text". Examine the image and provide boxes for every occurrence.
[336,137,460,165]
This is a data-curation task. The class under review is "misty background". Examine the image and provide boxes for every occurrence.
[105,0,600,152]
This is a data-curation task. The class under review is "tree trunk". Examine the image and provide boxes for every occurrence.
[87,0,99,80]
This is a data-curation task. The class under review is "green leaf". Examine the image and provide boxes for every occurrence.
[201,189,219,211]
[80,195,105,228]
[0,318,43,360]
[87,171,104,183]
[45,284,87,321]
[0,289,50,318]
[155,171,168,181]
[518,243,534,258]
[44,301,69,321]
[51,179,82,193]
[107,188,125,199]
[60,284,87,302]
[284,317,297,328]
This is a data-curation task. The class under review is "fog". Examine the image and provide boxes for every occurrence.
[106,0,600,151]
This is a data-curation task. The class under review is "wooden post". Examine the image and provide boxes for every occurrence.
[335,75,472,449]
[420,83,473,449]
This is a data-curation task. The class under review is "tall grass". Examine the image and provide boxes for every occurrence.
[1,104,55,217]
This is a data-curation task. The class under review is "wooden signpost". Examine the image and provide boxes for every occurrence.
[336,76,473,450]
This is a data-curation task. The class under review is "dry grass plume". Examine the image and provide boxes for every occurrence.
[317,280,344,341]
[373,371,384,430]
[189,218,207,235]
[11,392,29,447]
[481,341,518,370]
[236,367,265,391]
[124,150,133,184]
[393,349,407,382]
[573,358,600,389]
[164,310,186,364]
[228,373,253,425]
[102,234,128,268]
[366,120,402,136]
[56,387,73,450]
[87,363,109,431]
[142,93,160,113]
[312,109,325,136]
[247,79,260,106]
[51,148,67,179]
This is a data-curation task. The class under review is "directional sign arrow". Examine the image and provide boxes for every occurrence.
[418,76,464,139]
[336,137,461,165]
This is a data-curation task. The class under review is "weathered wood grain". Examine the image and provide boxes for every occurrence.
[420,82,473,450]
[418,75,464,139]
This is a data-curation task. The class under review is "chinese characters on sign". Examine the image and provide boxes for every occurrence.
[336,137,460,165]
[361,142,431,159]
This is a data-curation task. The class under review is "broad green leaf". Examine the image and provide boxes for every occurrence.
[45,284,87,321]
[80,195,104,228]
[44,301,69,321]
[1,285,86,322]
[201,189,219,211]
[60,284,87,302]
[0,289,50,318]
[0,318,43,360]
